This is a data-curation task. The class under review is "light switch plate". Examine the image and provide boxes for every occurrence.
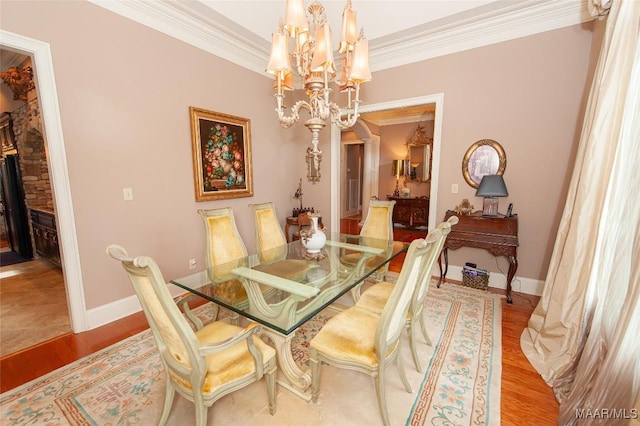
[451,184,459,194]
[123,187,133,201]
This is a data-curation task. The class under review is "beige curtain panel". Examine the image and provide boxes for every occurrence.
[520,0,640,423]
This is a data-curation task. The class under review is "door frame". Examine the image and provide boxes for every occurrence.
[330,93,445,233]
[1,30,87,332]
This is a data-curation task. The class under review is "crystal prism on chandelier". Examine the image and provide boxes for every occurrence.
[266,0,372,182]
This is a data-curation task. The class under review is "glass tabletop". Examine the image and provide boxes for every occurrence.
[170,233,407,335]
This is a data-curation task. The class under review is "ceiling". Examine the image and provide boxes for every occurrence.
[84,0,589,124]
[4,1,591,124]
[201,0,498,44]
[89,0,591,76]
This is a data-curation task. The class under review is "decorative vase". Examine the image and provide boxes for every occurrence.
[300,214,326,254]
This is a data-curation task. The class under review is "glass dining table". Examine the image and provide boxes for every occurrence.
[170,232,407,399]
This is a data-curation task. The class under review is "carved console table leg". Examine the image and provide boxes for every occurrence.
[506,255,518,304]
[437,249,449,287]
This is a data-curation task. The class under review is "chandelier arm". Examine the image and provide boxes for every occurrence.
[276,97,313,128]
[327,99,361,129]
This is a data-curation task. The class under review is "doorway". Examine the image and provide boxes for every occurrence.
[1,30,86,333]
[330,94,445,234]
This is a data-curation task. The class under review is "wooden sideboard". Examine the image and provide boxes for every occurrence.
[387,196,429,228]
[30,208,61,267]
[438,210,518,303]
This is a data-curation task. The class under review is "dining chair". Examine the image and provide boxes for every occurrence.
[354,216,459,371]
[339,199,400,299]
[106,244,277,426]
[248,202,310,280]
[197,207,254,320]
[309,231,442,426]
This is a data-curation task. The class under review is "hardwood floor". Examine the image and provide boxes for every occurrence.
[0,222,559,424]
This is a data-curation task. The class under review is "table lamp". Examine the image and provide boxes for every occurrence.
[392,159,405,197]
[475,175,508,216]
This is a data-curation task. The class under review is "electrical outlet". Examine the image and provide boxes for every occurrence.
[189,259,197,270]
[123,187,133,201]
[451,184,459,194]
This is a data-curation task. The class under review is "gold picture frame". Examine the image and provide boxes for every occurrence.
[462,139,506,188]
[190,107,253,201]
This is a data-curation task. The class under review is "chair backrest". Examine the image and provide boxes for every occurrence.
[249,202,288,263]
[198,207,248,279]
[106,245,205,384]
[410,216,459,315]
[375,229,442,355]
[360,200,396,240]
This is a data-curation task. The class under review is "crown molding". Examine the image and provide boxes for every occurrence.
[89,0,593,77]
[369,0,593,71]
[88,0,270,74]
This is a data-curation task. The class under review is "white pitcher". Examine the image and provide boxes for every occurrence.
[300,214,326,254]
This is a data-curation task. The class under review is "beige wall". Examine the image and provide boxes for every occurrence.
[1,1,310,310]
[2,0,598,323]
[351,24,596,289]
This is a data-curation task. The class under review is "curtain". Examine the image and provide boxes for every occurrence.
[520,0,640,423]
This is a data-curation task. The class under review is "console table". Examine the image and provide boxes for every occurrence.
[285,216,298,243]
[387,196,429,228]
[438,210,518,303]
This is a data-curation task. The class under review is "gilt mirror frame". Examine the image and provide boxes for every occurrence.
[462,139,506,188]
[405,124,432,184]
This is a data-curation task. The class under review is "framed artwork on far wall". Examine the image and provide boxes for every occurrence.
[189,107,253,201]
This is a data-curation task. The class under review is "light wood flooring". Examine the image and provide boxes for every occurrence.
[0,219,559,424]
[0,259,70,357]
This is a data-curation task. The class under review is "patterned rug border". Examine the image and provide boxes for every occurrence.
[408,280,503,425]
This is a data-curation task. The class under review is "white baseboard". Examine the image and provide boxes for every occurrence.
[85,286,188,330]
[85,266,545,330]
[85,294,142,330]
[444,265,544,296]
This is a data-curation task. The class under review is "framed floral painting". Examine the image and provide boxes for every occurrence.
[189,107,253,201]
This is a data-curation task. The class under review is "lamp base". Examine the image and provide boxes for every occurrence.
[392,178,400,197]
[482,197,500,216]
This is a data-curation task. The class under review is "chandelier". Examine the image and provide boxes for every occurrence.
[266,0,372,182]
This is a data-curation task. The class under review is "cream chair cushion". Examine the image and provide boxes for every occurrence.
[309,306,392,366]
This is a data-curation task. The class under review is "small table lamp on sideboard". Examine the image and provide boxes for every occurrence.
[476,175,508,216]
[392,159,405,197]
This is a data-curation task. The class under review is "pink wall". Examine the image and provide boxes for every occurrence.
[351,24,596,284]
[2,1,598,317]
[1,1,308,309]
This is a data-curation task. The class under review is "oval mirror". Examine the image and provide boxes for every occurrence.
[461,139,506,188]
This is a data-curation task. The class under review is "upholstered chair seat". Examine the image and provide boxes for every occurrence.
[355,216,458,371]
[192,322,276,394]
[309,305,393,366]
[310,232,442,426]
[107,245,277,426]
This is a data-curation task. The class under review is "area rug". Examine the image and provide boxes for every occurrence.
[0,279,503,425]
